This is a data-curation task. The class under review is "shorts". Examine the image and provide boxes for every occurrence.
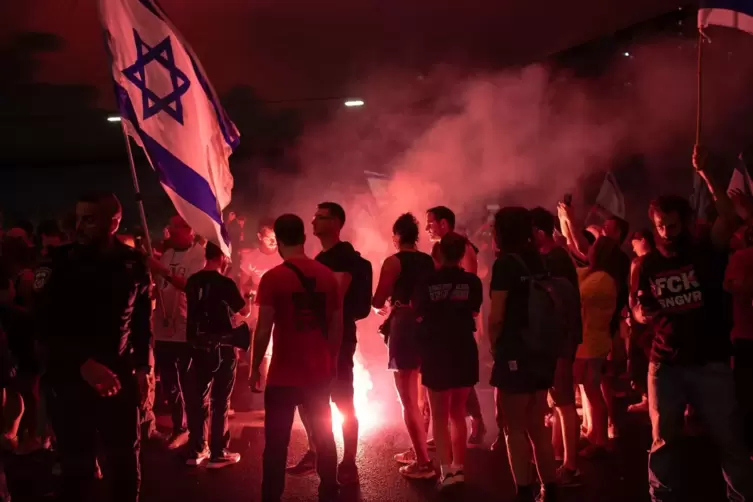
[421,339,479,392]
[331,341,356,403]
[573,358,605,387]
[549,357,575,407]
[387,309,421,371]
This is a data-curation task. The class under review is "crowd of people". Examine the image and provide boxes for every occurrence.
[0,144,752,502]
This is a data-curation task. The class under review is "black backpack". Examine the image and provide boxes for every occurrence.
[346,255,373,321]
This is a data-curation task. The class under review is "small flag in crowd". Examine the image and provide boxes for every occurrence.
[99,0,240,256]
[594,172,626,220]
[699,0,753,35]
[728,154,753,196]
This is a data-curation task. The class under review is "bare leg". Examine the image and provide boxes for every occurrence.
[556,404,580,471]
[449,388,471,468]
[394,371,430,463]
[428,390,451,472]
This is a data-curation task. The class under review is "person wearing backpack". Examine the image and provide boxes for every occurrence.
[574,237,621,458]
[488,207,559,502]
[285,202,372,485]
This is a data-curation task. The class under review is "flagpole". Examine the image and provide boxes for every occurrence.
[695,30,704,145]
[120,122,167,318]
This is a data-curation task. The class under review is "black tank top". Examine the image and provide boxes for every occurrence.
[391,251,435,306]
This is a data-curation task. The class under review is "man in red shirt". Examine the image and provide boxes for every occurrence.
[250,214,342,502]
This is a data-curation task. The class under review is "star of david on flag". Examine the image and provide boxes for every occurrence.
[99,0,240,256]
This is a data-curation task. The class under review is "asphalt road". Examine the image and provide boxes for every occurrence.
[5,375,732,502]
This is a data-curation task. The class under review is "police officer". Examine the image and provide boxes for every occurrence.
[35,193,153,502]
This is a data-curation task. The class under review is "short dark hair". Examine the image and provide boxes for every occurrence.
[529,207,555,236]
[648,195,693,225]
[318,202,346,227]
[631,228,656,250]
[78,192,123,219]
[427,206,455,230]
[494,207,534,254]
[11,219,34,238]
[606,216,630,244]
[205,242,224,260]
[439,232,467,263]
[392,213,419,246]
[274,214,305,246]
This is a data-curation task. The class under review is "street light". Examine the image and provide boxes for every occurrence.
[107,115,122,122]
[344,99,365,108]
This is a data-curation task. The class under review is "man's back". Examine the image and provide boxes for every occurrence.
[256,256,339,387]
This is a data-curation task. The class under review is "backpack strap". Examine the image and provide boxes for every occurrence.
[283,261,328,338]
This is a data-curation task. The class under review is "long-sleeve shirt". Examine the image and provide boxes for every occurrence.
[34,241,153,380]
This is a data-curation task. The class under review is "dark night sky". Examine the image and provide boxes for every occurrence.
[0,0,685,226]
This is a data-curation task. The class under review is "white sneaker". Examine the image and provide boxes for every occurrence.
[440,470,465,488]
[186,448,210,466]
[206,450,241,469]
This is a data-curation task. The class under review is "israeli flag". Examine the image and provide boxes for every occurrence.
[699,0,753,35]
[99,0,240,256]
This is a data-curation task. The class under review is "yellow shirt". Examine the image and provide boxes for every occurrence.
[576,268,617,359]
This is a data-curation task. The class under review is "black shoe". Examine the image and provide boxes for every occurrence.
[318,484,340,502]
[186,447,210,466]
[286,450,317,476]
[337,459,359,485]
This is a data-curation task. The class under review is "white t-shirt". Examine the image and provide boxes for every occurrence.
[153,244,206,343]
[240,248,282,290]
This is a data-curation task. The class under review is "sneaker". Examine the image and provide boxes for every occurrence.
[608,423,619,439]
[186,447,210,466]
[337,459,359,485]
[399,461,437,479]
[440,470,465,488]
[94,458,103,480]
[286,450,317,476]
[556,465,582,487]
[207,450,241,469]
[166,430,189,450]
[393,449,417,465]
[468,419,486,447]
[537,483,559,502]
[426,438,436,450]
[318,485,340,502]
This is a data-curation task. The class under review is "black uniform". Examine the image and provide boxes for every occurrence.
[35,241,153,502]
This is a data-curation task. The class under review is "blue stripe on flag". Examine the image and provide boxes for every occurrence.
[700,0,753,18]
[114,82,231,246]
[137,0,241,151]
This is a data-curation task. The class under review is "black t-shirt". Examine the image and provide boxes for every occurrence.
[413,266,483,344]
[634,238,731,365]
[490,252,545,356]
[316,241,359,343]
[185,270,246,342]
[542,246,579,289]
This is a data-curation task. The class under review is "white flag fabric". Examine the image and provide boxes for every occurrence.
[99,0,239,256]
[595,172,626,220]
[728,157,753,196]
[698,0,753,35]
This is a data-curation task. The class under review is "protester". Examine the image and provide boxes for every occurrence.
[723,210,753,453]
[286,203,371,484]
[35,193,152,502]
[373,213,436,479]
[249,214,341,502]
[530,207,583,485]
[633,146,753,502]
[0,233,36,453]
[626,229,656,414]
[425,206,487,446]
[184,242,249,468]
[239,220,281,299]
[413,232,482,488]
[488,207,558,502]
[150,216,206,449]
[574,237,621,457]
